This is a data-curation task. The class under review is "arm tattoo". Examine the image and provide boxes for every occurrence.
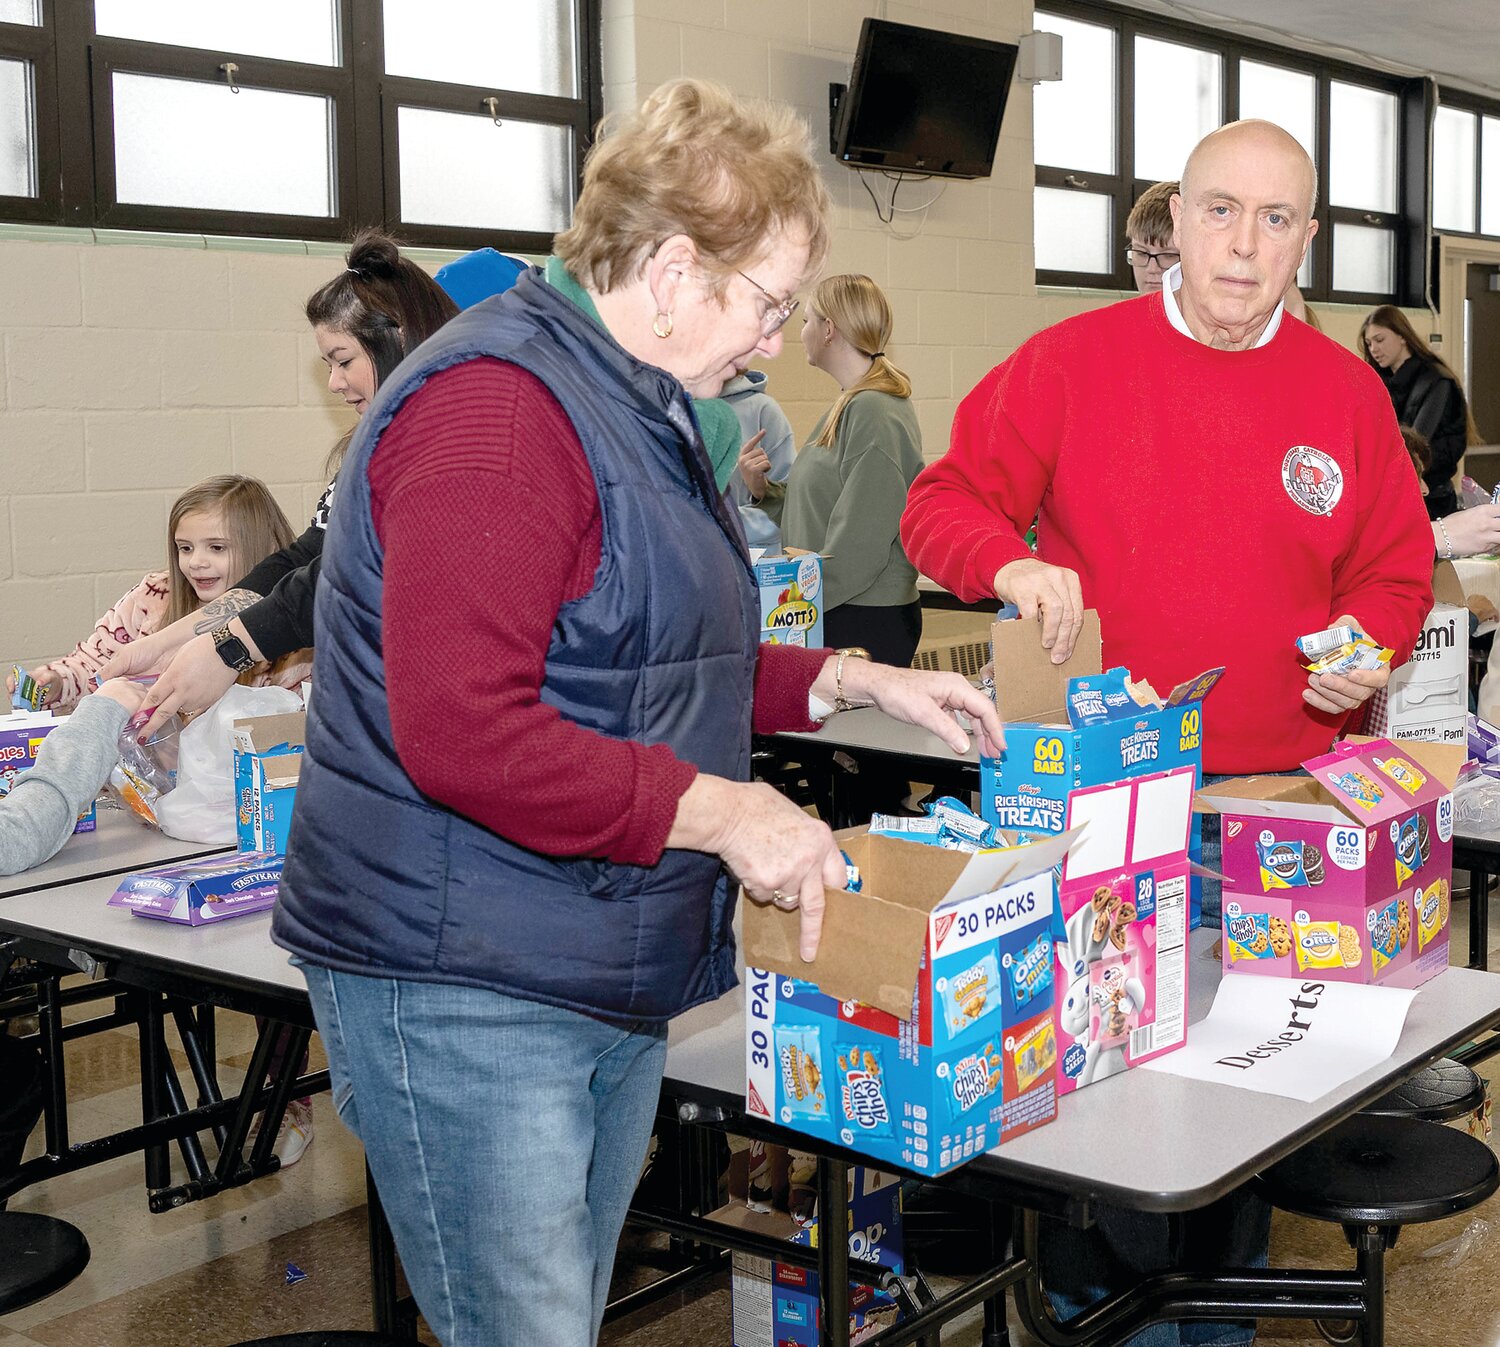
[191,588,262,634]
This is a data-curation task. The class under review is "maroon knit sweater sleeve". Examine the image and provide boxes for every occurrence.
[369,358,696,866]
[752,645,830,734]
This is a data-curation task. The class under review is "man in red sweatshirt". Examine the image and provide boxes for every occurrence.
[902,121,1433,1347]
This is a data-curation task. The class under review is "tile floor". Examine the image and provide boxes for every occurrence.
[4,898,1500,1346]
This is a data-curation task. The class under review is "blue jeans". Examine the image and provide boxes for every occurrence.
[301,965,668,1347]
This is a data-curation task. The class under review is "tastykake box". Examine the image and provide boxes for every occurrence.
[1052,766,1195,1095]
[979,613,1218,923]
[744,827,1077,1176]
[753,554,824,648]
[108,851,284,924]
[231,712,305,854]
[0,711,96,833]
[1198,737,1462,988]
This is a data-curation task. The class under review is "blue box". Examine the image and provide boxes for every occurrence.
[107,851,283,924]
[230,712,305,854]
[0,711,96,833]
[753,554,824,648]
[744,827,1077,1175]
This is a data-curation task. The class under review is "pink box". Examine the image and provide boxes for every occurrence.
[1197,738,1463,989]
[1053,766,1194,1094]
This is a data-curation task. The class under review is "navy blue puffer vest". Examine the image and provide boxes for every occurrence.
[271,269,759,1023]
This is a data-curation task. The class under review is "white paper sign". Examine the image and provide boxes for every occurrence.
[1140,974,1418,1101]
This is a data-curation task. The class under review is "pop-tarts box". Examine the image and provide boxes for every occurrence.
[980,612,1219,925]
[743,826,1078,1176]
[0,710,96,833]
[1197,736,1462,989]
[108,852,283,924]
[754,553,824,648]
[1052,767,1195,1095]
[231,713,305,854]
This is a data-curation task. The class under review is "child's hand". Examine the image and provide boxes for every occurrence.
[6,666,58,709]
[94,678,149,716]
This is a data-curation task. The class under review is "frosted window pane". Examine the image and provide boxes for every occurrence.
[1434,106,1477,233]
[1237,61,1316,161]
[1134,36,1221,183]
[0,1,40,24]
[1032,12,1114,173]
[398,106,572,232]
[0,57,34,198]
[95,0,338,65]
[1297,249,1312,290]
[1482,118,1500,236]
[113,73,334,217]
[1329,82,1398,211]
[1332,223,1395,295]
[1034,187,1111,273]
[383,0,576,99]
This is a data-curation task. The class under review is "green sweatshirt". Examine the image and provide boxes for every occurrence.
[764,390,923,609]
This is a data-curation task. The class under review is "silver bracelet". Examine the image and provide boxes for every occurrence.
[1437,517,1456,561]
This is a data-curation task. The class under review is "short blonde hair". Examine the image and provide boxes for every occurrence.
[810,275,911,448]
[555,79,831,294]
[1126,180,1178,247]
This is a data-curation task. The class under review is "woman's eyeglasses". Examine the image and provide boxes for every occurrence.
[737,269,799,336]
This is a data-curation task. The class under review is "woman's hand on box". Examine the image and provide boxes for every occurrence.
[993,557,1085,664]
[669,777,843,962]
[834,660,1006,758]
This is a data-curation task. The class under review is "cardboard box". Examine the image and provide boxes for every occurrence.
[723,1149,903,1347]
[744,827,1076,1175]
[754,554,824,648]
[231,713,305,854]
[108,851,283,924]
[979,613,1216,923]
[1198,737,1463,988]
[1052,766,1196,1094]
[0,711,96,833]
[1363,597,1468,746]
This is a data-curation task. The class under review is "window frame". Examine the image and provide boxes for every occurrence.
[1033,0,1425,306]
[1431,87,1500,243]
[1,0,604,251]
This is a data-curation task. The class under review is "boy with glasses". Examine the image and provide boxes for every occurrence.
[1125,179,1180,293]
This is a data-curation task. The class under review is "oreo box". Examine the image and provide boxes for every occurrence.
[108,851,283,924]
[0,710,96,833]
[754,553,824,648]
[743,826,1079,1176]
[1197,737,1464,988]
[979,613,1219,926]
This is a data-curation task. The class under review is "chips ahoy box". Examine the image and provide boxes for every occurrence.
[1197,737,1462,989]
[0,710,96,833]
[1052,767,1195,1095]
[230,712,305,854]
[107,852,283,924]
[979,612,1220,925]
[753,553,824,648]
[743,826,1078,1175]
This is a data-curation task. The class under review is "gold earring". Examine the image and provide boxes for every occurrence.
[653,312,673,339]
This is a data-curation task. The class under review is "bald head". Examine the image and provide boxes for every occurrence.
[1182,120,1318,218]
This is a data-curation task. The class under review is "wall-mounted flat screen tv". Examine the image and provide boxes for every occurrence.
[834,19,1018,180]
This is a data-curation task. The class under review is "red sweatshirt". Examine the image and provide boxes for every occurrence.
[901,296,1434,775]
[369,359,828,865]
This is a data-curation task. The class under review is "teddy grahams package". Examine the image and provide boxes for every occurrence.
[1198,737,1462,989]
[743,826,1078,1176]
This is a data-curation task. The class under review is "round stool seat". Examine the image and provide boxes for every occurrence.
[229,1335,414,1347]
[1361,1058,1486,1123]
[1257,1115,1499,1227]
[0,1212,91,1313]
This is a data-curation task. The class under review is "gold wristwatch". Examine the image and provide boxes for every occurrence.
[832,646,871,713]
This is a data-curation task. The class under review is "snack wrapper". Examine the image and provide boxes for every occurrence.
[840,848,863,893]
[776,1025,828,1121]
[1417,879,1448,951]
[940,952,1002,1035]
[1294,918,1345,970]
[1009,932,1053,1011]
[1227,909,1274,961]
[942,1041,1002,1120]
[10,665,45,712]
[1066,667,1147,726]
[1392,816,1422,885]
[1324,768,1386,812]
[928,796,1000,850]
[1369,898,1402,976]
[836,1044,893,1138]
[1373,754,1427,796]
[1012,1019,1057,1094]
[867,814,943,844]
[1297,625,1358,660]
[1256,838,1310,889]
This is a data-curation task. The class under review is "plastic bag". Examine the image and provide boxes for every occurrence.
[107,712,182,827]
[154,684,302,843]
[1454,760,1500,831]
[1419,1217,1491,1268]
[1458,475,1490,509]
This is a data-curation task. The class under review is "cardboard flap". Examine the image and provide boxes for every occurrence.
[1303,738,1450,821]
[935,826,1084,908]
[231,711,307,754]
[1432,560,1467,608]
[262,756,303,791]
[1063,768,1195,881]
[1195,775,1341,824]
[990,611,1103,723]
[1342,733,1466,790]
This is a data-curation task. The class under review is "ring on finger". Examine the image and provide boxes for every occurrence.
[772,889,799,910]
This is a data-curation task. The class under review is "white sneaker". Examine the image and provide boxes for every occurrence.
[274,1098,315,1168]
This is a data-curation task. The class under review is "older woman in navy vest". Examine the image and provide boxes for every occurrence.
[271,79,1002,1347]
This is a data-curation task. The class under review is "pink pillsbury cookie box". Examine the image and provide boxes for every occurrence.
[1196,737,1463,988]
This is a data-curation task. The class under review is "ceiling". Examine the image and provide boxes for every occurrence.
[1111,0,1500,100]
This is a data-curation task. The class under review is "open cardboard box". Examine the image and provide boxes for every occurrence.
[231,712,305,854]
[1197,737,1462,987]
[743,826,1077,1174]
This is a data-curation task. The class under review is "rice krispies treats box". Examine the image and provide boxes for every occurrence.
[1052,767,1195,1096]
[743,827,1078,1176]
[1198,737,1462,989]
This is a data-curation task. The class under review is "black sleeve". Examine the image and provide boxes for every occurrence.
[239,554,318,660]
[1424,381,1470,487]
[236,524,325,597]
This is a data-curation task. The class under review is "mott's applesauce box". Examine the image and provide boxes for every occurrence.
[753,554,824,648]
[0,711,96,833]
[979,612,1219,925]
[230,712,305,854]
[744,827,1078,1176]
[107,852,283,925]
[1198,736,1463,989]
[1053,767,1194,1095]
